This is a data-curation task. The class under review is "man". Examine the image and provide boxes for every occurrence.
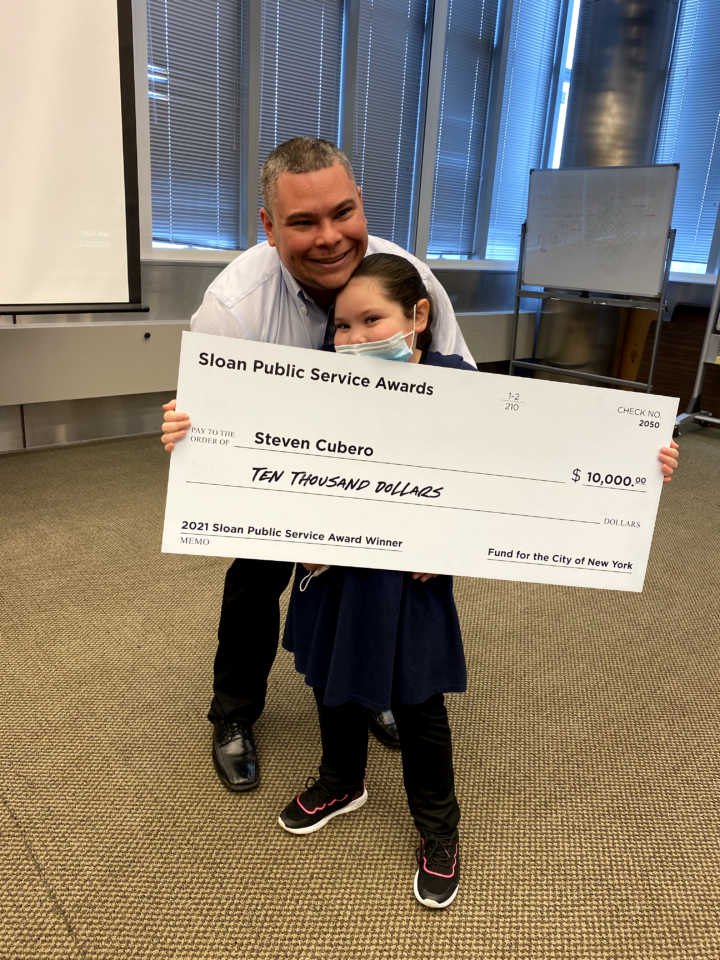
[162,137,474,792]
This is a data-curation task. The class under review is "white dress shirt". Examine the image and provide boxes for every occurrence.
[190,235,475,365]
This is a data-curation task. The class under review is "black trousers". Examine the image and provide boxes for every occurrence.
[208,558,294,724]
[313,688,461,837]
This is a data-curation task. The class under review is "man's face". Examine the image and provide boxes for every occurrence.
[260,163,368,302]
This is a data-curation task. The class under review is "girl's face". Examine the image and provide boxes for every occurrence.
[333,276,428,348]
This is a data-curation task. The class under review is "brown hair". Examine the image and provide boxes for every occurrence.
[260,137,356,214]
[349,253,435,351]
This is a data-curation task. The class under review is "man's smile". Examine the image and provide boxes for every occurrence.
[306,249,353,265]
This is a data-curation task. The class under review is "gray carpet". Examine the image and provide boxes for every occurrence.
[1,429,719,959]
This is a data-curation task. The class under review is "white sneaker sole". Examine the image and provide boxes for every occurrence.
[278,788,368,835]
[413,869,459,909]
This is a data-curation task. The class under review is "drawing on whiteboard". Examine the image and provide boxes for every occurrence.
[523,166,678,297]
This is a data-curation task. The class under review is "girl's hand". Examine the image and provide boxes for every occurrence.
[659,439,679,483]
[302,562,326,572]
[161,399,191,453]
[412,572,438,582]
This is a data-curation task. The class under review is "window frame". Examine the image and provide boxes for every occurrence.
[413,0,449,261]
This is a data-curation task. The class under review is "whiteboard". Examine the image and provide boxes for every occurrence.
[523,165,679,297]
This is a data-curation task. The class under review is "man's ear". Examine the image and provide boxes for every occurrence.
[357,185,364,210]
[414,298,430,333]
[259,207,276,247]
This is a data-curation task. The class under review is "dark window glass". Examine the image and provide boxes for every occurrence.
[352,0,428,248]
[485,0,563,260]
[428,0,498,257]
[147,0,242,249]
[257,0,343,240]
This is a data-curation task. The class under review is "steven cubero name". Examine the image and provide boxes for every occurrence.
[254,431,374,458]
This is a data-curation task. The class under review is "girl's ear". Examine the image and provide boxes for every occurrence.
[414,298,430,333]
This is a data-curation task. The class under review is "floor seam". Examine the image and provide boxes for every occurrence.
[0,788,91,960]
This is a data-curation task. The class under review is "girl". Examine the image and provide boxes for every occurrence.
[278,254,475,909]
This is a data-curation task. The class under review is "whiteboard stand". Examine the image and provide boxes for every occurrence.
[673,269,720,437]
[509,223,676,393]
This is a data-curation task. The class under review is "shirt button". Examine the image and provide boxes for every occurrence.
[300,305,307,314]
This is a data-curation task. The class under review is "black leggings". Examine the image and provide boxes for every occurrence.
[313,689,460,837]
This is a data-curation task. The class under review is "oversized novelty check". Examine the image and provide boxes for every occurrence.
[162,332,679,592]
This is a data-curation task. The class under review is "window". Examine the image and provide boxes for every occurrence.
[147,0,242,249]
[484,0,565,260]
[352,0,429,248]
[145,0,720,270]
[257,0,343,239]
[427,0,498,257]
[655,0,720,270]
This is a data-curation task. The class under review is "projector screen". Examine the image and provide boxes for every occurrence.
[0,0,140,309]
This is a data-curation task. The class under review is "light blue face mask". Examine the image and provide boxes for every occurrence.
[335,306,416,362]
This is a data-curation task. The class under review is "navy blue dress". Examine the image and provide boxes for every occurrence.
[282,351,475,710]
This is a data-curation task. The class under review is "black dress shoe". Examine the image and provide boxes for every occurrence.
[212,721,259,791]
[367,709,401,749]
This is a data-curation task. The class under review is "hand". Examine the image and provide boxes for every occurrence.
[411,572,439,583]
[659,439,679,483]
[302,562,326,572]
[161,399,191,453]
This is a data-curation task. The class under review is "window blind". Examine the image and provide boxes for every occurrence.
[485,0,563,260]
[147,0,242,249]
[428,0,498,257]
[352,0,429,248]
[655,0,720,268]
[257,0,343,239]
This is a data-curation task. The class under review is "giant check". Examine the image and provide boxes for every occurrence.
[162,332,679,592]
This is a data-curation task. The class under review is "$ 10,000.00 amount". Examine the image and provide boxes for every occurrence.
[572,469,647,489]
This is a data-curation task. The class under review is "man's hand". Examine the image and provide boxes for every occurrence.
[411,572,439,582]
[161,399,191,453]
[659,439,679,483]
[302,562,326,572]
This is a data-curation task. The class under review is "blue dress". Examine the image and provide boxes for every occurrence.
[282,351,474,710]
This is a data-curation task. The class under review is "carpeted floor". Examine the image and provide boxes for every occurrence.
[1,429,719,959]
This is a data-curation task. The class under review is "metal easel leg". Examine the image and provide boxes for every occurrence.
[646,229,675,394]
[674,265,720,434]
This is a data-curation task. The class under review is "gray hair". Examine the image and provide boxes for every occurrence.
[260,137,356,214]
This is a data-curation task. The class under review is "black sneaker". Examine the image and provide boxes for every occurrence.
[278,776,368,835]
[414,830,460,908]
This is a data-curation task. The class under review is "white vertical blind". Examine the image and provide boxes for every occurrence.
[485,0,563,260]
[147,0,242,249]
[428,0,498,256]
[655,0,720,268]
[352,0,429,247]
[257,0,343,239]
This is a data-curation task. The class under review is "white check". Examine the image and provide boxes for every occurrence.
[162,332,678,592]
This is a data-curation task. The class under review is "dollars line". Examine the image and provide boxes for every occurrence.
[573,469,647,491]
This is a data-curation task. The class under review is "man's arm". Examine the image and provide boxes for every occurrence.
[420,270,476,367]
[191,292,247,338]
[160,291,245,453]
[161,294,247,453]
